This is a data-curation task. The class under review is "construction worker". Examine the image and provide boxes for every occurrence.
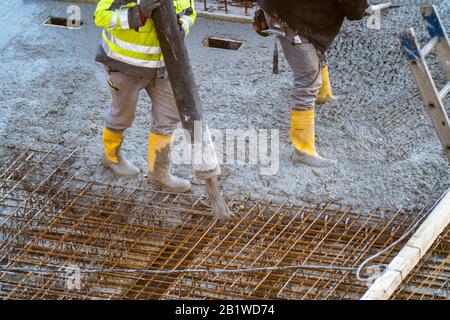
[94,0,196,192]
[254,0,368,167]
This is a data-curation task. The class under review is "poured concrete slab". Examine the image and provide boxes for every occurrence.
[0,0,450,211]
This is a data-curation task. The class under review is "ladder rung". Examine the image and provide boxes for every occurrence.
[439,82,450,100]
[421,36,439,57]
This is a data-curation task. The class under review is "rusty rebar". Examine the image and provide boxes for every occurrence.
[392,227,449,300]
[0,145,445,300]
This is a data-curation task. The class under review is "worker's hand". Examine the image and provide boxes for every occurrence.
[364,5,374,16]
[253,9,270,37]
[140,0,161,18]
[178,17,190,38]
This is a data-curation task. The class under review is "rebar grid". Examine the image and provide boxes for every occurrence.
[392,226,449,300]
[0,145,440,300]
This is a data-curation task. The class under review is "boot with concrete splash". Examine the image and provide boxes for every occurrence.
[290,109,336,168]
[102,128,141,177]
[148,133,191,193]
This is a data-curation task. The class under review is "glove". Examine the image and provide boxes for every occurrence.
[140,0,161,18]
[178,17,190,37]
[364,5,374,16]
[253,9,269,37]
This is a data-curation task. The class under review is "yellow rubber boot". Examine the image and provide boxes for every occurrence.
[102,127,140,177]
[148,133,191,193]
[290,110,336,168]
[316,65,336,105]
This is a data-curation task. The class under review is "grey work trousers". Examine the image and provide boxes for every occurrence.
[278,30,323,110]
[103,67,181,136]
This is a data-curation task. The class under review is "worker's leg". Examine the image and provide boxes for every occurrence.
[102,68,147,177]
[145,78,191,192]
[279,33,336,168]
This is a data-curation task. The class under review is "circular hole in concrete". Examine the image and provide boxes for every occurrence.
[203,37,245,50]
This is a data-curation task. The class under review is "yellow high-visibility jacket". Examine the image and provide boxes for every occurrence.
[94,0,196,72]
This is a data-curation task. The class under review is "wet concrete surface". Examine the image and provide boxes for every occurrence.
[0,0,449,210]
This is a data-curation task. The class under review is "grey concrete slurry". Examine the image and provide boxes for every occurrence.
[1,0,449,210]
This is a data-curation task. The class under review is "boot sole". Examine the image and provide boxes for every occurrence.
[316,96,338,105]
[292,152,336,168]
[148,179,192,193]
[102,157,141,178]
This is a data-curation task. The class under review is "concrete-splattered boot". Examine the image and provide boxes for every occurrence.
[147,133,191,193]
[290,109,336,168]
[316,65,336,105]
[102,128,140,177]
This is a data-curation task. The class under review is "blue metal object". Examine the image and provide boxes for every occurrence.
[400,29,422,62]
[422,6,445,38]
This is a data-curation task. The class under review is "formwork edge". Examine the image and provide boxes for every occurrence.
[361,191,450,300]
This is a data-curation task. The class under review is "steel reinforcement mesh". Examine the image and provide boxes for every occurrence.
[392,226,449,300]
[0,145,447,300]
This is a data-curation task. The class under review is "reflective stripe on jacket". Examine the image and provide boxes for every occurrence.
[94,0,196,70]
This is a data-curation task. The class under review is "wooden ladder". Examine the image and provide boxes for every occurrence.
[400,5,450,162]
